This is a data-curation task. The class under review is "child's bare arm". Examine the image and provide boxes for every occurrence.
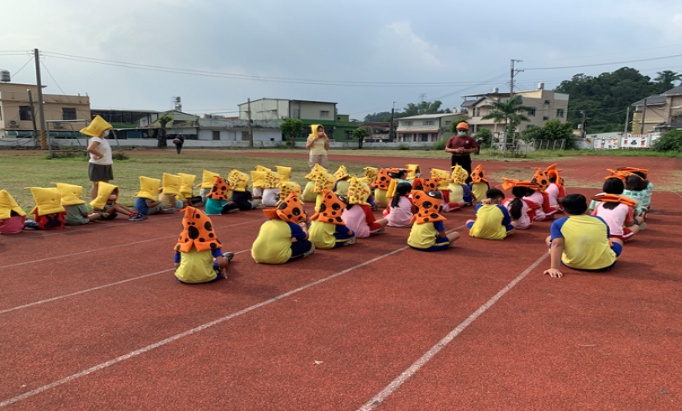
[544,237,565,278]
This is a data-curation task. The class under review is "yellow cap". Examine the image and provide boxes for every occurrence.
[276,166,292,181]
[0,189,26,219]
[53,182,85,206]
[177,173,196,198]
[161,173,182,196]
[80,115,113,137]
[136,176,160,201]
[28,187,66,216]
[89,182,118,210]
[250,170,266,189]
[199,170,220,189]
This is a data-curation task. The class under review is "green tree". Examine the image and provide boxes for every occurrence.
[652,129,682,151]
[279,118,304,147]
[352,127,369,149]
[364,112,393,122]
[481,95,533,138]
[654,70,682,93]
[474,128,493,148]
[521,119,576,149]
[403,100,446,116]
[157,114,173,148]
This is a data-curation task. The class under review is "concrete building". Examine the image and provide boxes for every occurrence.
[395,113,464,143]
[197,117,282,145]
[0,80,90,138]
[461,84,570,135]
[631,85,682,133]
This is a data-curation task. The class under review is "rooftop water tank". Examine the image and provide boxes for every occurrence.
[0,70,10,82]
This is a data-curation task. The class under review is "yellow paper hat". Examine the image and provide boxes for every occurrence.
[80,115,113,137]
[0,189,26,219]
[364,166,379,182]
[178,173,196,197]
[161,173,182,196]
[309,124,327,139]
[334,165,350,181]
[313,172,335,194]
[430,168,450,189]
[305,163,327,181]
[276,166,292,181]
[256,165,272,172]
[90,182,118,210]
[278,181,301,202]
[406,164,421,180]
[347,176,371,205]
[250,170,266,189]
[136,176,161,201]
[450,165,469,185]
[28,187,66,216]
[199,170,221,189]
[53,182,85,206]
[263,170,281,189]
[228,169,249,192]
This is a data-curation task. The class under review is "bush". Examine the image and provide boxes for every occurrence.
[397,143,410,150]
[112,150,130,160]
[652,129,682,151]
[432,138,447,150]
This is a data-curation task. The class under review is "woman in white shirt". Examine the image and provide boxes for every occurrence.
[82,116,114,199]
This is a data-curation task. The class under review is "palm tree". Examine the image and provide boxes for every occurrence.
[654,70,682,92]
[481,95,533,141]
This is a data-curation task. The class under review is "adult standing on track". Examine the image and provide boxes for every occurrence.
[306,124,330,168]
[82,115,114,200]
[444,122,478,183]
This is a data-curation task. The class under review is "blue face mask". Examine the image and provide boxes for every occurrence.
[457,131,466,136]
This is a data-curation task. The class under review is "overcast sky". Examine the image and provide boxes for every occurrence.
[2,0,682,120]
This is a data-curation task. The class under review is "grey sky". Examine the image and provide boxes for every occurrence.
[2,0,682,120]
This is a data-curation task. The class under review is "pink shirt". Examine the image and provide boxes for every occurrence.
[592,202,634,237]
[342,204,374,238]
[0,215,25,234]
[525,192,550,221]
[385,196,413,228]
[545,183,561,207]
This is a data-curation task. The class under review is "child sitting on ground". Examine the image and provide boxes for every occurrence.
[591,177,644,243]
[251,192,315,264]
[92,183,145,221]
[469,164,491,205]
[197,169,221,205]
[525,168,559,221]
[228,169,263,210]
[333,165,352,197]
[204,175,239,215]
[174,206,234,283]
[341,176,388,238]
[620,167,653,216]
[55,182,102,225]
[407,190,460,251]
[443,165,473,211]
[544,194,623,278]
[309,189,356,249]
[25,186,66,230]
[466,188,515,240]
[0,189,27,234]
[384,182,414,228]
[159,173,183,211]
[544,164,567,208]
[501,179,540,230]
[261,169,281,207]
[134,177,166,217]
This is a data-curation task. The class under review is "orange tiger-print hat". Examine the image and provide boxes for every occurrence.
[545,163,564,185]
[531,168,550,191]
[605,169,632,181]
[617,166,648,179]
[592,193,638,208]
[175,206,222,253]
[471,164,488,183]
[410,190,447,225]
[310,189,346,225]
[501,178,540,191]
[206,175,231,201]
[263,192,307,223]
[420,177,442,192]
[372,168,393,191]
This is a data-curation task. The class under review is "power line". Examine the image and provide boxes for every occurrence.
[525,53,682,71]
[40,59,66,94]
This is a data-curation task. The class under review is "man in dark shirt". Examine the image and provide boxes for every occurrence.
[445,122,478,183]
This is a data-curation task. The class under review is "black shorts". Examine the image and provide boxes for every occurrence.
[89,163,114,182]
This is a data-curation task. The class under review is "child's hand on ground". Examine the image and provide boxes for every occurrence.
[543,268,563,278]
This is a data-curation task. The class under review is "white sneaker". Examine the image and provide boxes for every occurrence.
[344,236,357,246]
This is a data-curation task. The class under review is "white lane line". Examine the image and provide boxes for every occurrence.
[0,248,252,316]
[0,245,413,408]
[1,220,258,270]
[356,253,549,411]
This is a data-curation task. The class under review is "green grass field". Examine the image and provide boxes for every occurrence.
[1,148,679,212]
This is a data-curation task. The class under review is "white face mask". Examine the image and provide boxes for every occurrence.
[103,130,110,137]
[318,131,324,136]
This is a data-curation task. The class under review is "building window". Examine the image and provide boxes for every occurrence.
[404,121,413,126]
[241,131,250,141]
[345,131,352,140]
[556,109,564,118]
[320,110,330,118]
[19,106,33,121]
[420,133,428,141]
[212,131,220,140]
[62,107,76,120]
[292,109,300,118]
[543,116,549,121]
[423,120,434,126]
[528,108,536,116]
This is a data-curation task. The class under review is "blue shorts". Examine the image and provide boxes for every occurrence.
[410,236,450,252]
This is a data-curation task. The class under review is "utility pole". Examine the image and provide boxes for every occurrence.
[639,98,647,135]
[247,98,254,148]
[623,105,630,135]
[510,59,523,96]
[34,48,48,150]
[27,89,39,147]
[580,110,587,139]
[389,101,396,142]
